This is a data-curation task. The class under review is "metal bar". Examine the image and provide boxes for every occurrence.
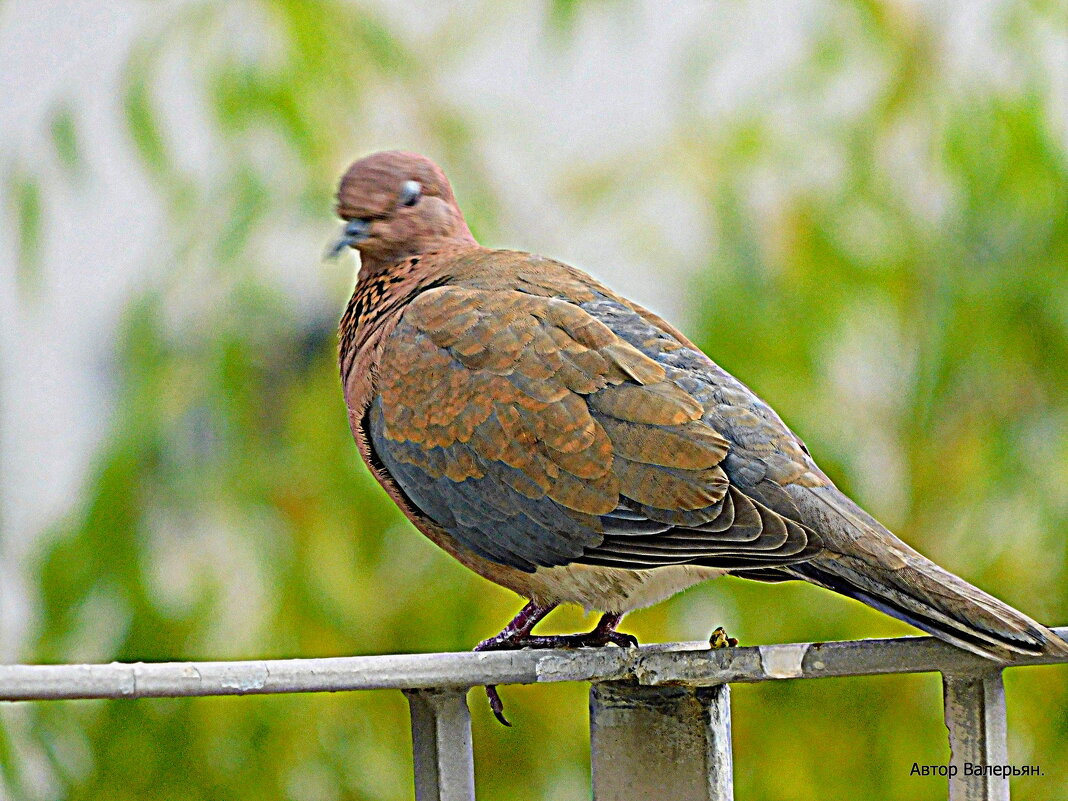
[0,627,1065,701]
[0,648,634,701]
[942,671,1009,801]
[405,689,476,801]
[590,682,733,801]
[634,627,1068,687]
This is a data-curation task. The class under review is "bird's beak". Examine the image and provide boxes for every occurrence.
[328,218,372,258]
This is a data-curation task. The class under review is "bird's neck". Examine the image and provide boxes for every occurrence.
[356,226,478,275]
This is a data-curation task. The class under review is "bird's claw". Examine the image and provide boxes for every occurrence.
[484,685,511,726]
[475,612,637,725]
[709,626,739,649]
[605,630,639,648]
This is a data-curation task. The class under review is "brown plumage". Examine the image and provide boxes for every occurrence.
[334,150,1068,678]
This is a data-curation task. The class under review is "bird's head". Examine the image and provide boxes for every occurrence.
[331,151,476,268]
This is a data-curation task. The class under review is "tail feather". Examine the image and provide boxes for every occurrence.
[773,485,1068,660]
[786,555,1067,659]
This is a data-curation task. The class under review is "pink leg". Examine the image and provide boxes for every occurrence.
[475,601,556,652]
[475,604,638,725]
[475,601,555,726]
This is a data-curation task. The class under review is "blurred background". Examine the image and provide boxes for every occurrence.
[2,1,1067,799]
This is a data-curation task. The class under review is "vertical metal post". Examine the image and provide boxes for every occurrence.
[404,688,476,801]
[590,682,733,801]
[942,670,1009,801]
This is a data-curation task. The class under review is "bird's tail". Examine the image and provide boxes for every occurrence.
[784,529,1068,660]
[736,485,1068,660]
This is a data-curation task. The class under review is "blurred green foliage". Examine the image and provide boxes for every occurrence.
[8,169,43,295]
[5,2,1068,800]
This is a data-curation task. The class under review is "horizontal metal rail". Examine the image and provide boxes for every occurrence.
[1,627,1065,701]
[3,627,1065,801]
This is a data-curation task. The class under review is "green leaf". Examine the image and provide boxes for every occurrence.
[50,104,82,174]
[123,51,169,176]
[9,169,44,294]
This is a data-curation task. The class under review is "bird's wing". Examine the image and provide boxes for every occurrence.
[367,283,823,573]
[571,295,1068,659]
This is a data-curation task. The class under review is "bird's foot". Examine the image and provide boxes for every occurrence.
[476,611,637,652]
[476,609,637,725]
[482,630,638,650]
[709,626,739,649]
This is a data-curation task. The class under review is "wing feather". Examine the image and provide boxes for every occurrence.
[369,285,824,573]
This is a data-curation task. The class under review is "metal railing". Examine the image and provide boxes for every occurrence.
[2,626,1065,801]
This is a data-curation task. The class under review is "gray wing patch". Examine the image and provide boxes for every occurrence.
[582,486,819,570]
[368,399,602,571]
[579,296,826,499]
[573,296,825,569]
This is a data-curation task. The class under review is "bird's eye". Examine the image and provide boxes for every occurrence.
[399,180,422,207]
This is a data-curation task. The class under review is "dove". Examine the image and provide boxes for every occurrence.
[332,150,1068,721]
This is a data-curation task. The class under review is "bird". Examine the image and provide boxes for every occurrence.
[332,150,1068,722]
